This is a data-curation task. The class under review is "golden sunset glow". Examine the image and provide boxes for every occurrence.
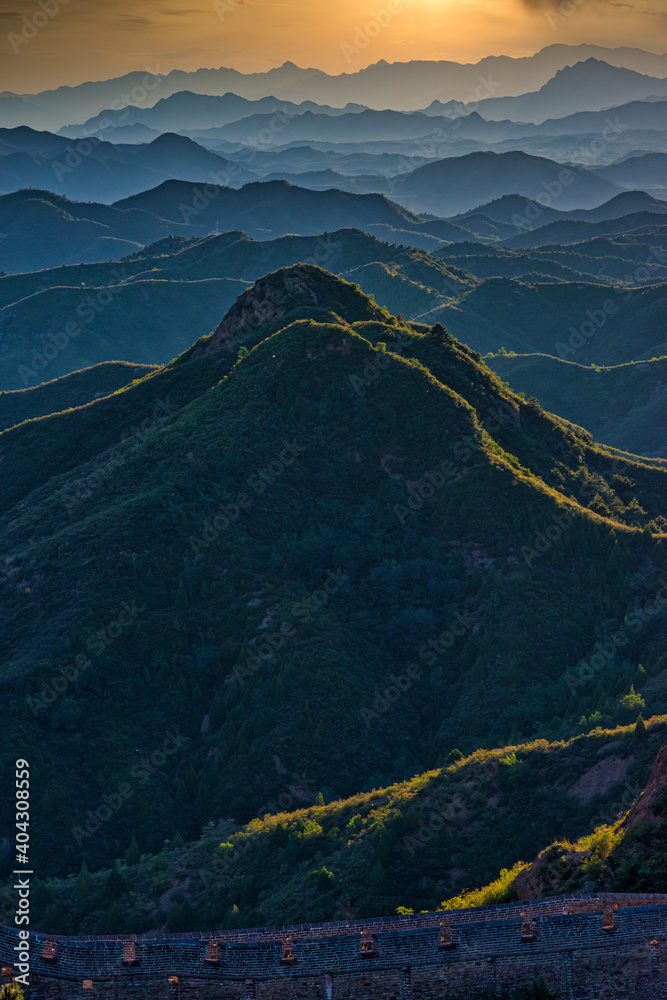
[0,0,664,92]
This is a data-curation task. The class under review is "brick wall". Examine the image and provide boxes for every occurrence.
[7,893,667,1000]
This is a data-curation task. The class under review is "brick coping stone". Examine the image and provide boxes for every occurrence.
[10,892,667,946]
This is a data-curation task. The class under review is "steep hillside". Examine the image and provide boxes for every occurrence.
[2,267,667,888]
[486,354,667,457]
[451,730,667,906]
[426,278,667,365]
[5,719,665,934]
[0,361,158,430]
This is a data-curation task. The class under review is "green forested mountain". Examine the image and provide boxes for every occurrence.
[487,353,667,457]
[436,725,667,908]
[2,265,667,894]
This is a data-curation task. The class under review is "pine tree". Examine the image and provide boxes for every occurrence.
[101,867,126,902]
[175,578,189,609]
[126,835,141,866]
[635,713,647,737]
[224,903,242,929]
[315,791,325,807]
[75,860,94,900]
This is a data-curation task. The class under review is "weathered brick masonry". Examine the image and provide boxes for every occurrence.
[6,893,667,999]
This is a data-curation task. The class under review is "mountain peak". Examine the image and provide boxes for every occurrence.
[194,264,389,358]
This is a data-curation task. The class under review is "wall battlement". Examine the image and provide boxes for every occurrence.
[6,893,667,999]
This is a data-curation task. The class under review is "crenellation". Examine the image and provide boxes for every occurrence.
[11,894,667,999]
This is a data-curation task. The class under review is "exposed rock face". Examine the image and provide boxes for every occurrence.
[197,267,314,357]
[192,263,386,359]
[512,740,667,901]
[513,846,593,901]
[621,739,667,831]
[568,755,633,804]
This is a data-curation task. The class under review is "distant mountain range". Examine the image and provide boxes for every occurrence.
[59,93,367,140]
[506,213,667,249]
[595,152,667,199]
[0,131,254,203]
[3,175,666,276]
[454,191,667,227]
[507,99,667,138]
[471,60,667,124]
[2,45,667,130]
[376,150,623,216]
[0,183,429,270]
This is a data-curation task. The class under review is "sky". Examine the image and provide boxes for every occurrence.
[0,0,665,93]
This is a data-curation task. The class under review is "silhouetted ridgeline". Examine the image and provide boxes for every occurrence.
[5,894,667,999]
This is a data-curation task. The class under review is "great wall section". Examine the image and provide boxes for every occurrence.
[5,893,667,999]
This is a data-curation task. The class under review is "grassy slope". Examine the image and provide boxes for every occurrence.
[0,361,158,430]
[486,353,667,457]
[9,718,666,935]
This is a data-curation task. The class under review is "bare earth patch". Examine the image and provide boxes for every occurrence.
[568,756,633,804]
